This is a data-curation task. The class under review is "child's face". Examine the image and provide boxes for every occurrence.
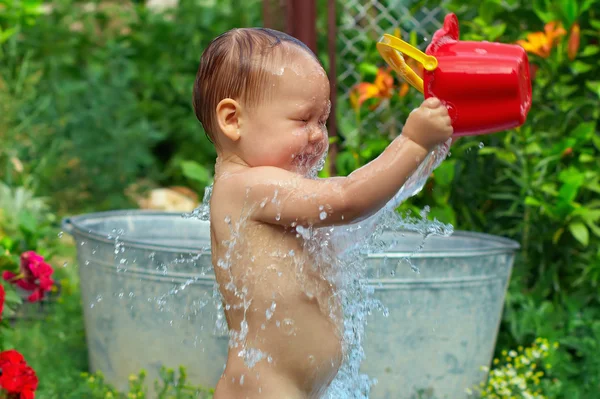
[239,50,330,175]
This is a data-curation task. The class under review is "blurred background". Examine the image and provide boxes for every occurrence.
[1,0,599,398]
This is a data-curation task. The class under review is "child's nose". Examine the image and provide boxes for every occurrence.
[308,125,325,143]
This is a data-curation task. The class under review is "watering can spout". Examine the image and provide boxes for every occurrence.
[377,13,532,137]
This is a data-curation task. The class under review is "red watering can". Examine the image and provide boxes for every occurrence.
[377,13,532,137]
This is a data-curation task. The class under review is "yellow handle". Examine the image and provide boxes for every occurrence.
[376,33,438,94]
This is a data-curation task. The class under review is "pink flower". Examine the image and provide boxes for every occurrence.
[2,251,55,303]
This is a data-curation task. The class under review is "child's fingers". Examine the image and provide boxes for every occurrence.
[422,97,441,108]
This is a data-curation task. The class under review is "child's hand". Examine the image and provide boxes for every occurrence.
[402,97,453,152]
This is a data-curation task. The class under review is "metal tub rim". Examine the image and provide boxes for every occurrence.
[62,210,520,258]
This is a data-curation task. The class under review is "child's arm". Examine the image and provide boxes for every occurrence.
[247,98,452,227]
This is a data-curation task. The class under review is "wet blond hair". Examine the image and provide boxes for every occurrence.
[193,28,318,145]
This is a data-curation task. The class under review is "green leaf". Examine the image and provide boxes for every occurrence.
[580,45,600,57]
[580,0,598,13]
[433,160,455,187]
[335,151,357,176]
[180,161,211,184]
[586,81,600,97]
[18,211,37,233]
[4,289,22,305]
[358,63,378,77]
[0,27,17,44]
[591,20,600,30]
[559,0,578,26]
[586,221,600,238]
[553,227,564,244]
[569,222,589,246]
[484,23,507,40]
[571,61,593,74]
[572,122,596,141]
[574,209,600,222]
[579,154,595,163]
[532,0,555,22]
[525,196,542,206]
[558,181,582,204]
[427,205,456,225]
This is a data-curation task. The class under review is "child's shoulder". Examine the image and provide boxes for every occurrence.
[219,166,299,188]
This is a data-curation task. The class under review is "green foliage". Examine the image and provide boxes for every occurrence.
[77,367,214,399]
[0,182,62,349]
[342,0,600,397]
[470,338,559,399]
[0,0,262,212]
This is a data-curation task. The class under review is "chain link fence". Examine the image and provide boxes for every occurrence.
[337,0,450,141]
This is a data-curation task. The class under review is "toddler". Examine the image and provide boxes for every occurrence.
[193,28,452,399]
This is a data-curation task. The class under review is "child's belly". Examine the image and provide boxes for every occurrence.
[216,255,343,397]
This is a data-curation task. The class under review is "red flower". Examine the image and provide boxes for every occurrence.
[2,251,54,303]
[0,284,5,322]
[0,350,38,399]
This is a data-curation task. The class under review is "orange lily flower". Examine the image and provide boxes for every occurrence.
[350,67,394,110]
[568,23,580,61]
[516,21,566,58]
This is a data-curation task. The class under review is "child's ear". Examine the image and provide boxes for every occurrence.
[216,98,242,142]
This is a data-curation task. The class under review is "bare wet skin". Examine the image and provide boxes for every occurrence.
[193,28,453,399]
[211,218,343,399]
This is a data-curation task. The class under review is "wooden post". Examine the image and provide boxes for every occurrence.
[267,0,338,175]
[285,0,317,53]
[263,0,286,31]
[263,0,272,28]
[327,0,338,176]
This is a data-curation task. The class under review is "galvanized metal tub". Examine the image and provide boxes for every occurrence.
[63,210,518,398]
[62,211,226,393]
[360,230,518,399]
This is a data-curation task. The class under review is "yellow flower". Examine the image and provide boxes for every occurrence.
[517,21,566,58]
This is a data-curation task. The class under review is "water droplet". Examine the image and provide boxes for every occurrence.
[479,142,484,149]
[266,301,276,320]
[58,231,64,238]
[224,216,231,224]
[319,211,327,220]
[63,262,68,268]
[390,270,395,276]
[281,318,295,336]
[85,260,90,266]
[275,214,281,221]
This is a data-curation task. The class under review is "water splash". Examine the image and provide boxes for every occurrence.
[98,138,453,397]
